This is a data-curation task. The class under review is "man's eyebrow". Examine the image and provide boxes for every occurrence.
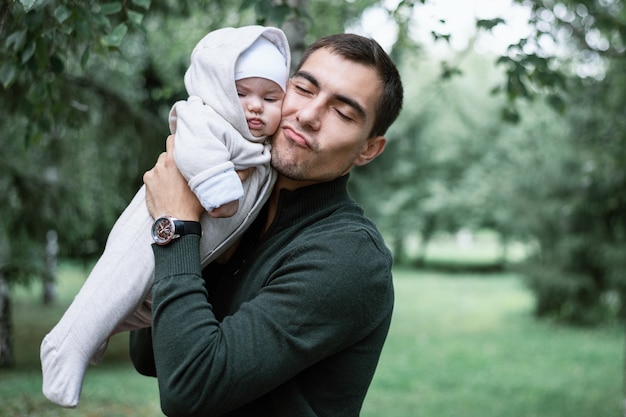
[294,70,319,89]
[294,70,367,121]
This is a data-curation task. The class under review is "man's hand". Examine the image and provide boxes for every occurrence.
[143,135,203,221]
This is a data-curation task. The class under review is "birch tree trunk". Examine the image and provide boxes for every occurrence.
[0,275,14,367]
[43,230,59,305]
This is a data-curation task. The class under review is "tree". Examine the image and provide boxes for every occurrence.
[353,0,626,330]
[0,0,242,367]
[485,0,626,325]
[3,0,621,370]
[3,1,153,366]
[0,0,407,367]
[517,59,626,325]
[350,45,519,268]
[490,0,626,120]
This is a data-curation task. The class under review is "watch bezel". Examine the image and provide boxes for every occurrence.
[152,216,178,246]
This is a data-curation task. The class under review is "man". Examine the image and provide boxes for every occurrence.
[132,33,404,417]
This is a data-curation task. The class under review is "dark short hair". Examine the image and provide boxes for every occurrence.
[297,33,404,138]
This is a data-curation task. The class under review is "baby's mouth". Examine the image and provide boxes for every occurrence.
[248,118,264,129]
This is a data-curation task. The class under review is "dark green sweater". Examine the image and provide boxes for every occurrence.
[130,174,394,417]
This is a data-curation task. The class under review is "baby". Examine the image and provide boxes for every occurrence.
[40,25,290,408]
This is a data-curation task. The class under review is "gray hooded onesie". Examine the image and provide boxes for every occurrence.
[40,25,290,408]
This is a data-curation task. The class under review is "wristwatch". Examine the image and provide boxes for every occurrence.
[151,216,202,245]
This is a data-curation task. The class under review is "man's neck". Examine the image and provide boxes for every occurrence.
[264,174,315,232]
[273,174,317,193]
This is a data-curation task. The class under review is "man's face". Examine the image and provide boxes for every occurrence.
[270,48,385,187]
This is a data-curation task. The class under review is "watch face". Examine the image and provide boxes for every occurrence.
[152,217,175,245]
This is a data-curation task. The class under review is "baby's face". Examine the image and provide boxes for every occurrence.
[236,77,284,138]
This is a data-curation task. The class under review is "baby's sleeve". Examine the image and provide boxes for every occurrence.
[169,96,243,211]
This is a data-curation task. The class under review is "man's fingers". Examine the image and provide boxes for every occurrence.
[166,135,175,154]
[143,148,169,185]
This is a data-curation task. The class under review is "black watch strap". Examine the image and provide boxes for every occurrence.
[152,216,202,245]
[173,219,202,237]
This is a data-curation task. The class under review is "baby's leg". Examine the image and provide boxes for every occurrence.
[40,187,154,408]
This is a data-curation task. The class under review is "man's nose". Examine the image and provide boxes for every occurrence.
[296,97,322,131]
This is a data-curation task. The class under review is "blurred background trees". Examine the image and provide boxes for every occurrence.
[352,0,626,326]
[0,0,624,367]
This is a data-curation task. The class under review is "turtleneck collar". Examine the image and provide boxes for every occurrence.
[265,174,354,237]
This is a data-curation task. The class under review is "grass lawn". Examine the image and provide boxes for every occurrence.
[1,262,161,417]
[1,262,623,416]
[363,268,624,417]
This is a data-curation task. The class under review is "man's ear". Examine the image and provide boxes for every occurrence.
[354,136,386,166]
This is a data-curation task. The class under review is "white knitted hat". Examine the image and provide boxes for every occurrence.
[235,35,288,91]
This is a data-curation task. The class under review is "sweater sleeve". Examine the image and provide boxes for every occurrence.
[147,230,393,417]
[128,327,156,377]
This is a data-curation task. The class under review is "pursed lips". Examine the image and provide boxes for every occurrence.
[281,123,311,149]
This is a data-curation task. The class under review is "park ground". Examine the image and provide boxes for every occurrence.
[1,254,623,417]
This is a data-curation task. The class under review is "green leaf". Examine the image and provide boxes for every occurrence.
[80,48,90,70]
[21,41,36,64]
[53,5,72,24]
[6,29,27,53]
[60,24,74,35]
[101,2,123,15]
[547,94,565,114]
[500,105,520,124]
[94,13,112,29]
[101,23,128,47]
[496,55,512,66]
[18,0,39,12]
[431,31,451,43]
[26,81,47,104]
[127,10,144,26]
[476,18,506,31]
[440,61,462,80]
[131,0,151,10]
[490,85,502,95]
[0,63,18,89]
